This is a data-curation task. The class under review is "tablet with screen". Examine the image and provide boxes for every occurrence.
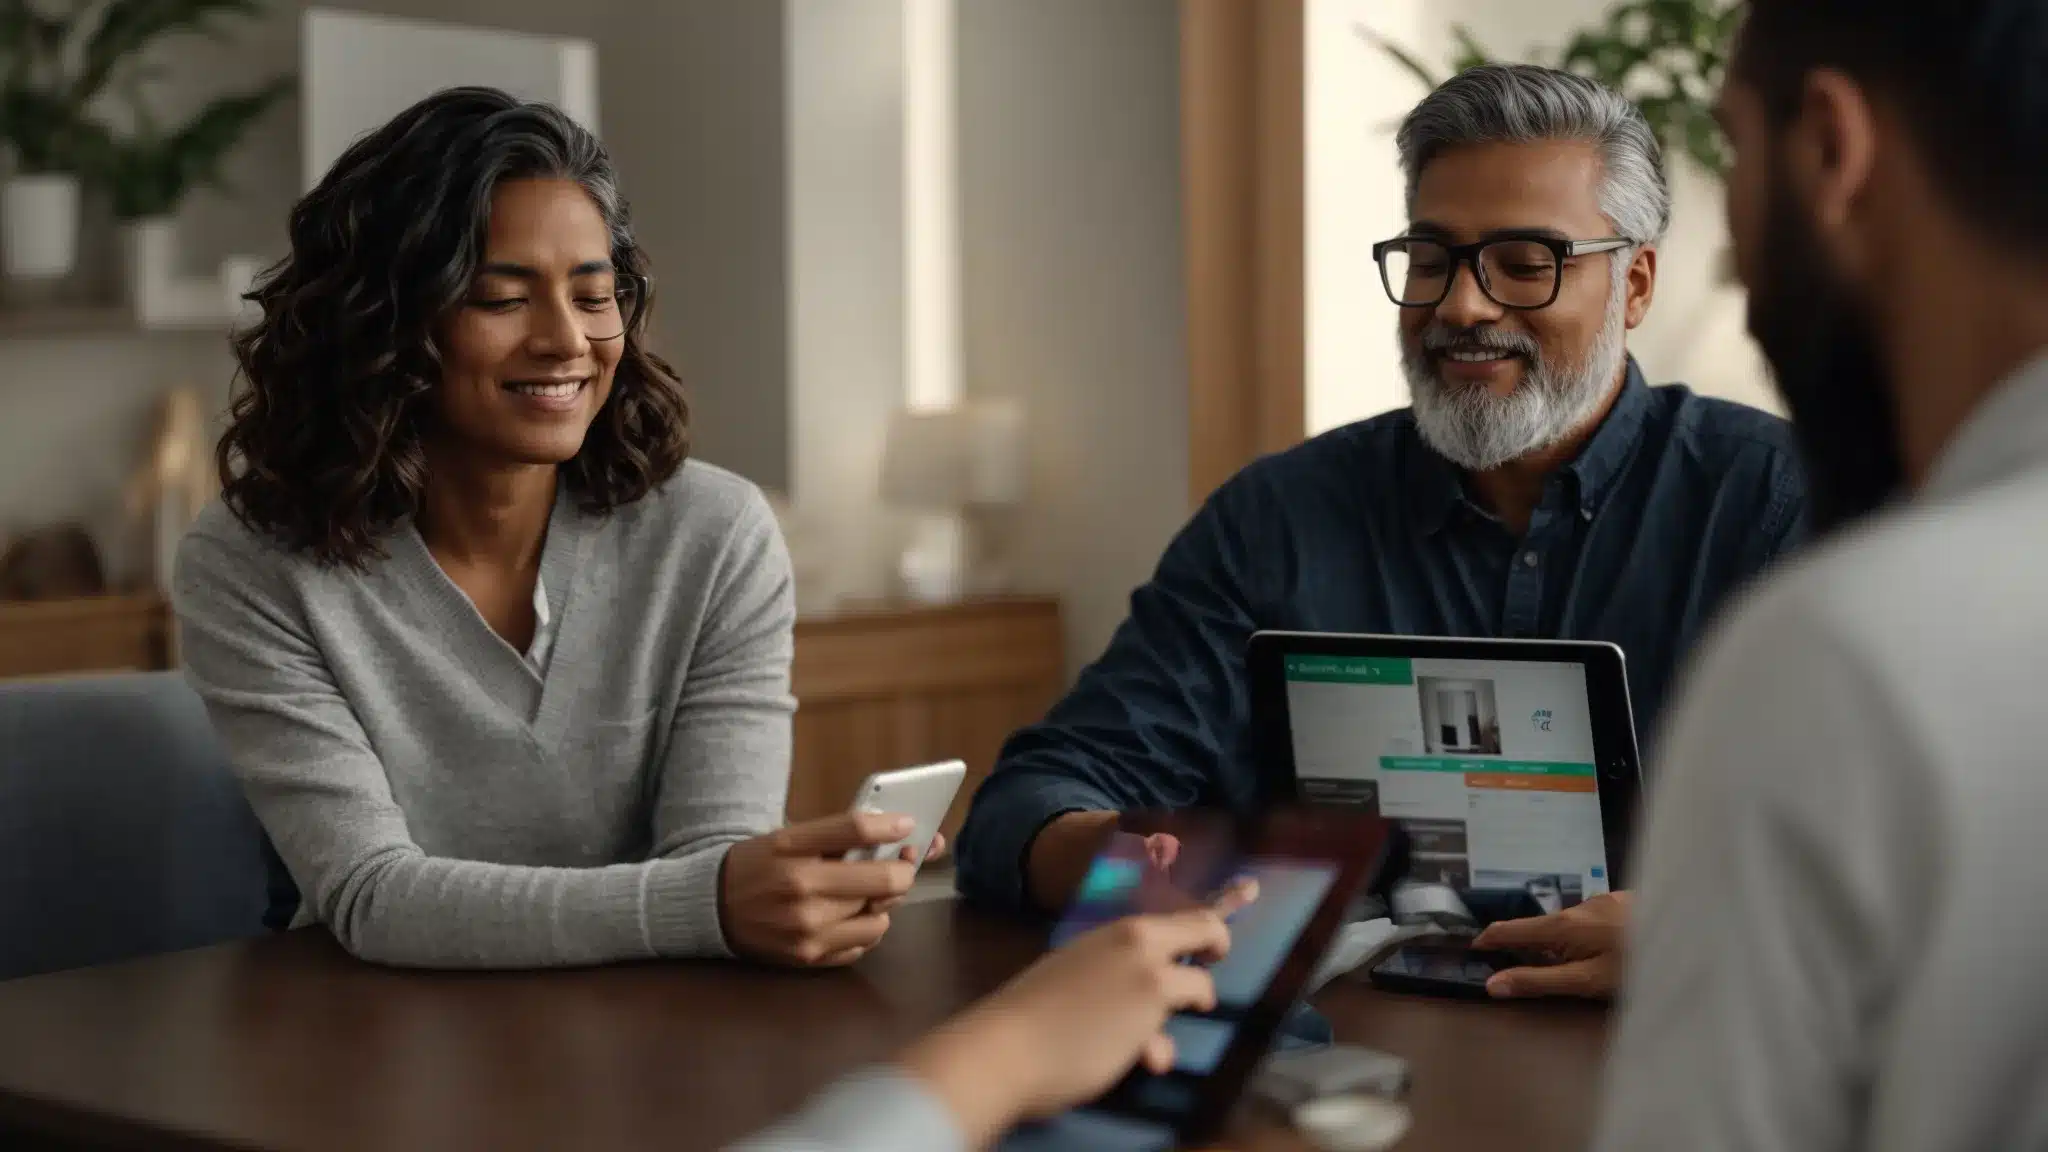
[1248,631,1644,895]
[1020,807,1395,1148]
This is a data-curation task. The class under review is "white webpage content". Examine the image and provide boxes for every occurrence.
[1285,654,1610,903]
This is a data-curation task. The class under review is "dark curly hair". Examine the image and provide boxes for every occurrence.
[218,86,689,568]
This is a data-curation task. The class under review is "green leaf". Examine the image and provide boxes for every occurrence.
[1447,24,1493,73]
[0,0,277,180]
[73,0,268,106]
[1387,0,1737,182]
[101,73,292,219]
[1679,103,1730,178]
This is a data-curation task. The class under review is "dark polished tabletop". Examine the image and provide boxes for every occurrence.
[0,900,1609,1151]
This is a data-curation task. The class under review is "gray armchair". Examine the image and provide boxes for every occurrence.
[0,672,273,981]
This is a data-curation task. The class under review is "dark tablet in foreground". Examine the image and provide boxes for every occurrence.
[1016,807,1396,1148]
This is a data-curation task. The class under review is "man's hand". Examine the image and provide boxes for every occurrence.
[1141,831,1180,871]
[719,813,918,967]
[1471,890,1633,999]
[898,906,1238,1146]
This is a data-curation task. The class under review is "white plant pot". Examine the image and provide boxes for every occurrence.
[2,173,82,280]
[124,215,177,286]
[124,217,226,328]
[219,255,264,324]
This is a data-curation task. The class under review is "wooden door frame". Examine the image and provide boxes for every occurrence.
[1178,0,1306,507]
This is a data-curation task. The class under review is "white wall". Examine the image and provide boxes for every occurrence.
[958,0,1191,672]
[603,0,791,496]
[0,334,234,583]
[302,9,599,190]
[1304,0,1780,435]
[1305,0,1433,433]
[783,0,909,606]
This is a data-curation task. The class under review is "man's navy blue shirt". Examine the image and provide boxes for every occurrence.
[957,361,1809,912]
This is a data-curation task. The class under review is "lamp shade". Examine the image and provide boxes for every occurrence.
[880,409,966,510]
[879,400,1026,510]
[959,397,1025,506]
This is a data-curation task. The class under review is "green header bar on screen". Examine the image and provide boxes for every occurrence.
[1379,757,1597,776]
[1283,655,1414,684]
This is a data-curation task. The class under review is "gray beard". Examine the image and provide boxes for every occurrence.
[1402,269,1630,472]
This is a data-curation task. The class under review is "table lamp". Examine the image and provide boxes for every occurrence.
[879,399,1026,603]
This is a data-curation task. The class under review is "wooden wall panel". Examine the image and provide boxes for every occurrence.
[1179,0,1306,506]
[0,595,171,682]
[787,701,900,830]
[904,683,1063,836]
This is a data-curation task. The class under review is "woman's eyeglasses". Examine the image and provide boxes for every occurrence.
[584,273,649,341]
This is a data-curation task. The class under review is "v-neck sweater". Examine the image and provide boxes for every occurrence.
[170,461,795,968]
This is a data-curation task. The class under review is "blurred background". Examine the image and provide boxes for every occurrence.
[0,0,1763,776]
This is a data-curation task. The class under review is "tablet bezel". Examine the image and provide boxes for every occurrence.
[1077,807,1397,1144]
[1247,630,1644,890]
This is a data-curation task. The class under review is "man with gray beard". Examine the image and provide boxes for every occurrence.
[958,65,1809,1001]
[1401,237,1632,480]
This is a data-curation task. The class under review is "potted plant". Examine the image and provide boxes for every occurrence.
[0,0,101,280]
[0,0,285,286]
[1365,0,1743,180]
[100,73,290,323]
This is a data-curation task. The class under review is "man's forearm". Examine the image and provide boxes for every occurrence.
[1024,811,1120,914]
[956,772,1120,913]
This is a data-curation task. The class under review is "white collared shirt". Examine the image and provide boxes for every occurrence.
[1593,350,2048,1152]
[525,573,557,674]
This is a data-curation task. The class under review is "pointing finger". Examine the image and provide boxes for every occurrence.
[1474,911,1575,951]
[1485,957,1611,1000]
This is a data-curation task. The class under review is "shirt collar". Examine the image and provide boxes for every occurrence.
[1408,356,1653,535]
[1565,357,1653,512]
[1922,347,2048,501]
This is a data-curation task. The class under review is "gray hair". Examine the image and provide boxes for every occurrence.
[1397,64,1671,245]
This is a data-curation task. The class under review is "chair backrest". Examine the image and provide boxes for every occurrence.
[0,671,271,981]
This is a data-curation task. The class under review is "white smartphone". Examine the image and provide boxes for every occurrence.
[842,759,967,867]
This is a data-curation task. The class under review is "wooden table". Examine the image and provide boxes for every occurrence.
[0,901,1608,1151]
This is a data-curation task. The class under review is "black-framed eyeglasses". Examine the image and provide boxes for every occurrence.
[1372,234,1634,310]
[586,272,650,341]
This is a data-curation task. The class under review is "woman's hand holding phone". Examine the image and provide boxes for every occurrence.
[718,812,921,967]
[864,831,946,914]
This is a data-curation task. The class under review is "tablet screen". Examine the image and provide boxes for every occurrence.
[1040,815,1365,1139]
[1283,653,1611,902]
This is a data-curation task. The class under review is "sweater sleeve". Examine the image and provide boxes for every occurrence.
[724,1069,966,1152]
[646,484,798,955]
[172,518,727,970]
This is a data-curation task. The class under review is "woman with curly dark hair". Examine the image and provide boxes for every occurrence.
[172,87,921,970]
